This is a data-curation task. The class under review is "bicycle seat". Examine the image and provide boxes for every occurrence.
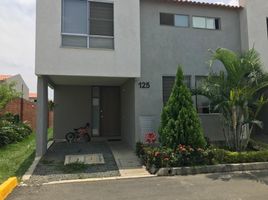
[74,128,79,131]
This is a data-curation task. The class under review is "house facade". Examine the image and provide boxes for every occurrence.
[0,74,29,100]
[35,0,268,156]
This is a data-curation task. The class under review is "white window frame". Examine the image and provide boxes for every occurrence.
[61,0,114,48]
[192,16,220,30]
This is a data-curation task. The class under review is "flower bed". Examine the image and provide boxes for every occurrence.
[136,142,268,174]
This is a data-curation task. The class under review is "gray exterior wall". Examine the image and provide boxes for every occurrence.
[54,85,92,139]
[239,0,268,135]
[121,79,136,148]
[53,82,136,144]
[135,0,242,142]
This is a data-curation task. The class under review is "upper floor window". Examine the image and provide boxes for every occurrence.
[62,0,114,49]
[160,13,189,28]
[192,16,220,30]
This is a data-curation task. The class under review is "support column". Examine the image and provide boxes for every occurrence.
[36,76,48,157]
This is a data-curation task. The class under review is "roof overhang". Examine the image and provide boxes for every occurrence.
[149,0,242,9]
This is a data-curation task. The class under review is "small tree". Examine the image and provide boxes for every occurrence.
[159,67,206,149]
[197,48,268,151]
[0,82,18,111]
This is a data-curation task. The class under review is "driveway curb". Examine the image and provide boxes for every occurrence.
[0,177,18,200]
[41,174,156,186]
[21,141,54,182]
[157,162,268,176]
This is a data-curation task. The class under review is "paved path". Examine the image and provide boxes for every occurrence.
[9,171,268,200]
[109,141,152,177]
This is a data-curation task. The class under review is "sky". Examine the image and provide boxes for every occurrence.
[0,0,238,93]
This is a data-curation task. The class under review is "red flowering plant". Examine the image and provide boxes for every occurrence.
[145,132,157,144]
[175,144,207,166]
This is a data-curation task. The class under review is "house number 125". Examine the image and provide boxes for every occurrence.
[138,82,150,89]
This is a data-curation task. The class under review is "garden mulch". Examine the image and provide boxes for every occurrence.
[24,142,120,185]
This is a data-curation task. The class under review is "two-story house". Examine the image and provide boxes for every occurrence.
[35,0,268,156]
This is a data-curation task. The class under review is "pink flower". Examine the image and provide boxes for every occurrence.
[154,152,161,157]
[145,132,157,144]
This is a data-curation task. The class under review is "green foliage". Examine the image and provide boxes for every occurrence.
[0,113,32,147]
[0,82,19,110]
[218,150,268,164]
[159,67,206,149]
[0,134,35,184]
[62,162,88,173]
[48,100,55,111]
[136,142,268,171]
[197,48,268,151]
[247,139,268,151]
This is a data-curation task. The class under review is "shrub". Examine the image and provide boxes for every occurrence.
[136,142,268,172]
[0,113,32,147]
[159,67,206,149]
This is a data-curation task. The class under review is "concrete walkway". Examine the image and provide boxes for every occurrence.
[109,141,153,178]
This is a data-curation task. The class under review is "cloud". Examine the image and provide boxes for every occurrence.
[0,0,36,92]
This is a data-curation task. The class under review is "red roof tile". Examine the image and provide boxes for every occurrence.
[0,75,12,81]
[29,92,37,98]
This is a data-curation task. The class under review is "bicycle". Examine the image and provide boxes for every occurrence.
[65,123,91,143]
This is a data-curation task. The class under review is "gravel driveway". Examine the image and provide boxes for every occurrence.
[25,142,120,185]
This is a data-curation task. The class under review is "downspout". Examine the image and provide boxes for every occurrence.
[20,84,24,122]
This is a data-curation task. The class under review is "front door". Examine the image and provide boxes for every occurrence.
[100,87,121,137]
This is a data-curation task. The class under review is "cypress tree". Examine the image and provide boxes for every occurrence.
[159,66,206,149]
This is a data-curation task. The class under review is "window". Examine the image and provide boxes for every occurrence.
[266,18,268,38]
[192,16,220,30]
[160,13,189,27]
[162,76,191,104]
[62,0,114,49]
[195,76,212,114]
[175,15,189,27]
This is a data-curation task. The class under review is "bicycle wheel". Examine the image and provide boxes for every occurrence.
[65,132,75,143]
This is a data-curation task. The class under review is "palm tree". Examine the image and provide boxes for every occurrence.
[197,48,268,151]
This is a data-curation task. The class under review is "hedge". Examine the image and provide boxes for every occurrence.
[0,113,32,147]
[136,142,268,170]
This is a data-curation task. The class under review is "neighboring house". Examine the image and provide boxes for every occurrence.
[35,0,268,156]
[0,74,36,129]
[29,92,38,103]
[0,74,29,100]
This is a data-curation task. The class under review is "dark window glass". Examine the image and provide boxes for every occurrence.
[266,18,268,37]
[215,18,220,30]
[160,13,174,26]
[90,2,114,36]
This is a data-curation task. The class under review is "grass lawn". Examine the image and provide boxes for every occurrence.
[48,128,54,141]
[0,134,35,184]
[0,128,53,184]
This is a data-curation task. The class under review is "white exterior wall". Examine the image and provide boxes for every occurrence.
[35,0,141,78]
[240,0,268,70]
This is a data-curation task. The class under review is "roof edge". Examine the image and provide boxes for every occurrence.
[150,0,242,9]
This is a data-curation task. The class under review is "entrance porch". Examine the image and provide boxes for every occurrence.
[36,75,136,156]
